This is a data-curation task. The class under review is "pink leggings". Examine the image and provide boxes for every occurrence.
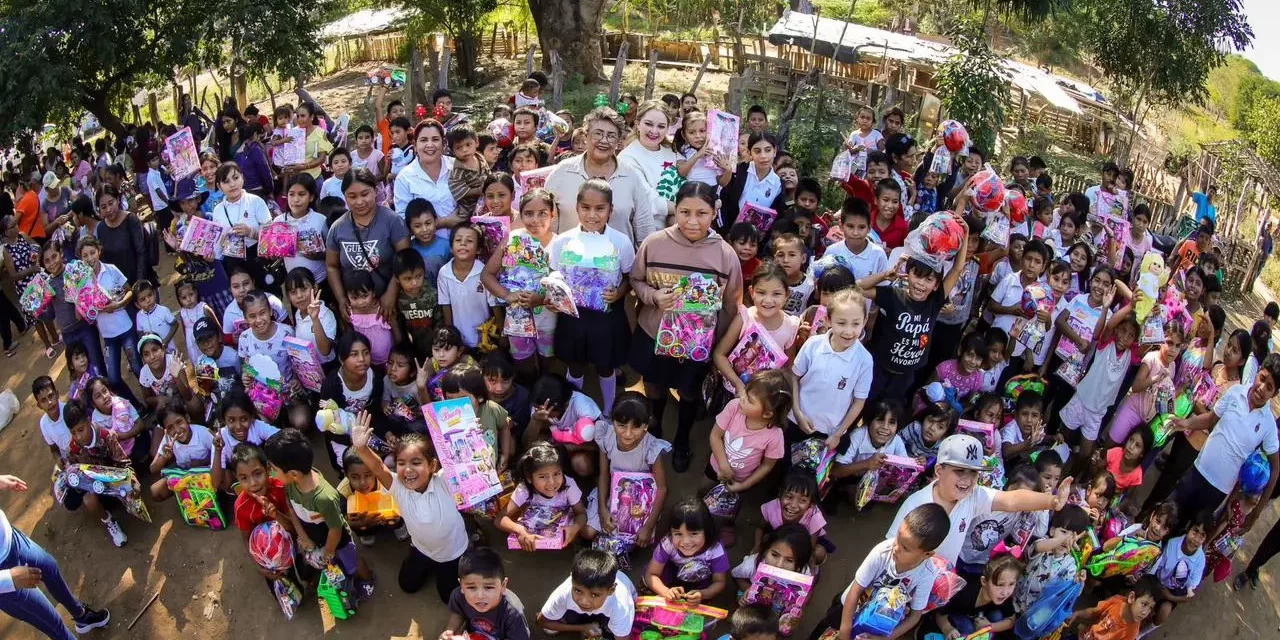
[1105,394,1146,445]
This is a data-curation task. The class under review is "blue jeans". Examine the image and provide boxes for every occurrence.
[102,328,142,406]
[0,527,85,640]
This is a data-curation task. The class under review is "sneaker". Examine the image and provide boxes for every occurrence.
[74,607,111,633]
[1234,570,1260,591]
[102,517,127,547]
[393,523,410,541]
[356,532,376,547]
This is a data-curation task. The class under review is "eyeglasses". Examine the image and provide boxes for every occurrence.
[589,130,620,143]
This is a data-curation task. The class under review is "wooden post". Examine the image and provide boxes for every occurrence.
[438,35,451,90]
[644,48,658,100]
[689,45,713,95]
[408,44,424,112]
[490,25,498,59]
[610,40,630,104]
[526,44,538,74]
[147,92,160,126]
[550,51,565,111]
[426,36,440,86]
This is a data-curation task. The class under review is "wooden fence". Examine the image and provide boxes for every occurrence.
[320,28,535,76]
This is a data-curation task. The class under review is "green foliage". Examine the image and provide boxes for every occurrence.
[1013,14,1087,71]
[0,0,328,142]
[1076,0,1252,113]
[934,20,1008,154]
[395,0,500,86]
[1246,96,1280,168]
[969,0,1068,23]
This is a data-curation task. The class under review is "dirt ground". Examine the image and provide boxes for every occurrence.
[3,66,1280,640]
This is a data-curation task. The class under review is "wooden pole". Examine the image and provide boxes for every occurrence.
[526,44,538,74]
[644,48,658,100]
[147,92,160,126]
[610,40,630,104]
[689,45,713,95]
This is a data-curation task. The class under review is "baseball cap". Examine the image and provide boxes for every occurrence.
[42,171,58,190]
[936,434,985,471]
[192,318,220,342]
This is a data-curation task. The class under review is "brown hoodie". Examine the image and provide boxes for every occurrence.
[631,226,743,339]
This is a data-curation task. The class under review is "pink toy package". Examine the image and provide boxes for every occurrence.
[284,336,325,393]
[609,472,657,538]
[258,221,298,259]
[507,529,567,550]
[854,456,925,508]
[742,564,813,635]
[165,126,201,180]
[722,320,790,391]
[736,203,778,238]
[471,215,511,261]
[179,215,225,261]
[704,109,741,169]
[956,419,996,452]
[422,398,504,509]
[514,165,556,206]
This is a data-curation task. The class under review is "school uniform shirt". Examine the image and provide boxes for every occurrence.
[790,332,874,436]
[1148,535,1205,596]
[448,589,531,640]
[437,259,491,348]
[139,353,185,397]
[821,240,888,281]
[871,286,946,374]
[211,192,273,256]
[391,472,469,562]
[547,226,637,297]
[158,424,215,469]
[888,481,999,565]
[834,428,908,465]
[986,271,1026,333]
[783,274,815,316]
[395,155,457,219]
[145,168,169,211]
[541,573,637,638]
[294,305,339,364]
[40,403,73,459]
[237,322,295,384]
[1196,384,1280,493]
[222,293,288,342]
[135,304,177,351]
[319,175,346,203]
[652,537,731,589]
[843,537,942,611]
[710,399,785,482]
[93,263,133,339]
[990,259,1013,293]
[279,211,330,283]
[214,421,280,469]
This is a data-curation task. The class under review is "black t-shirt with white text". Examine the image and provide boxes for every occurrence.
[871,285,946,374]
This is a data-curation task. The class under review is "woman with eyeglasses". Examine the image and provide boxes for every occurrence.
[545,107,657,248]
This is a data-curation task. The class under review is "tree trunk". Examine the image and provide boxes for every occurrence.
[455,34,482,86]
[527,0,608,83]
[81,93,128,139]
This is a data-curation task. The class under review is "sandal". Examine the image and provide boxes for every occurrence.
[4,345,17,358]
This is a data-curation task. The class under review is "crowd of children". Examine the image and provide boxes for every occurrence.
[5,68,1279,640]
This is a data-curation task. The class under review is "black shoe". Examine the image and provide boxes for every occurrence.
[672,449,691,473]
[74,607,111,633]
[1234,569,1260,591]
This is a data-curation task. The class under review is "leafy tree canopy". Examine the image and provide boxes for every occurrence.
[0,0,330,144]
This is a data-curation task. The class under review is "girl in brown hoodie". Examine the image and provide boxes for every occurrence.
[629,181,743,471]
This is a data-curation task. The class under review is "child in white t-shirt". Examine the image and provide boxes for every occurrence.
[133,280,177,353]
[674,110,732,189]
[538,550,637,639]
[790,289,873,451]
[149,400,215,503]
[831,399,909,481]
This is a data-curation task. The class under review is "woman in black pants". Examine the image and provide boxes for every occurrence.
[1234,510,1280,590]
[0,282,25,357]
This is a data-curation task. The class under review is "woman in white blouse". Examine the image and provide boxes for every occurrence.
[618,100,682,232]
[393,120,457,227]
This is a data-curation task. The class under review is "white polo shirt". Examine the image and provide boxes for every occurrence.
[821,240,888,281]
[790,333,874,435]
[985,270,1027,333]
[887,480,998,565]
[1195,384,1280,493]
[40,402,73,459]
[390,472,469,562]
[541,572,637,638]
[394,155,457,220]
[437,259,491,348]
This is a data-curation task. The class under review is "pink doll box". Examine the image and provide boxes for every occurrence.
[179,215,226,261]
[736,203,778,238]
[743,563,813,635]
[855,455,924,508]
[722,320,790,391]
[608,471,657,538]
[956,420,997,452]
[422,397,503,509]
[283,336,326,393]
[507,529,568,550]
[166,126,201,180]
[258,221,298,259]
[704,109,740,169]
